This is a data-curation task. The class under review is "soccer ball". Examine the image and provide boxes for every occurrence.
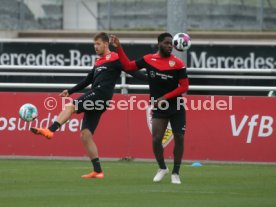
[19,103,38,122]
[173,33,191,52]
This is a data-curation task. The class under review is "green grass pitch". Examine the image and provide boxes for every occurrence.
[0,159,275,207]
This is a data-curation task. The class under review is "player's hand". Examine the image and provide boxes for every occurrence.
[59,89,69,97]
[110,35,121,48]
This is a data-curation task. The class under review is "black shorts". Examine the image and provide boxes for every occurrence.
[153,105,186,135]
[73,91,109,114]
[73,91,108,133]
[81,110,105,134]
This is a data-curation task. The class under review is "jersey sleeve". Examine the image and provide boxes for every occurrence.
[117,47,140,71]
[163,78,189,100]
[178,67,188,79]
[163,67,189,100]
[135,57,148,70]
[68,68,94,95]
[127,70,148,81]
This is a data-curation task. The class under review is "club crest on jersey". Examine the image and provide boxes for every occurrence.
[169,60,176,67]
[106,54,111,60]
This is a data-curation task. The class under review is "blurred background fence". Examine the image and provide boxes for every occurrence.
[0,0,275,31]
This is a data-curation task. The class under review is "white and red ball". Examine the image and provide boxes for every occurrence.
[173,33,191,52]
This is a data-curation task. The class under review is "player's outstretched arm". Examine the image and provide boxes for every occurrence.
[110,35,139,71]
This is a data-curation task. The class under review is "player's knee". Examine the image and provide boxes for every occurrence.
[174,133,184,144]
[64,103,75,113]
[152,130,164,140]
[152,134,163,145]
[80,129,92,143]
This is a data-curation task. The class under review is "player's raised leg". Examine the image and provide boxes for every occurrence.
[30,103,76,139]
[152,118,169,182]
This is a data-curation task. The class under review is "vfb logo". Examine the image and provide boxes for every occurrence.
[230,115,274,143]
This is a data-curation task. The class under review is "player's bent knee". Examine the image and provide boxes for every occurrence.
[174,133,184,143]
[64,103,76,113]
[80,129,92,142]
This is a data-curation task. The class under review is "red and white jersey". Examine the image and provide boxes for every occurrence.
[136,53,187,100]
